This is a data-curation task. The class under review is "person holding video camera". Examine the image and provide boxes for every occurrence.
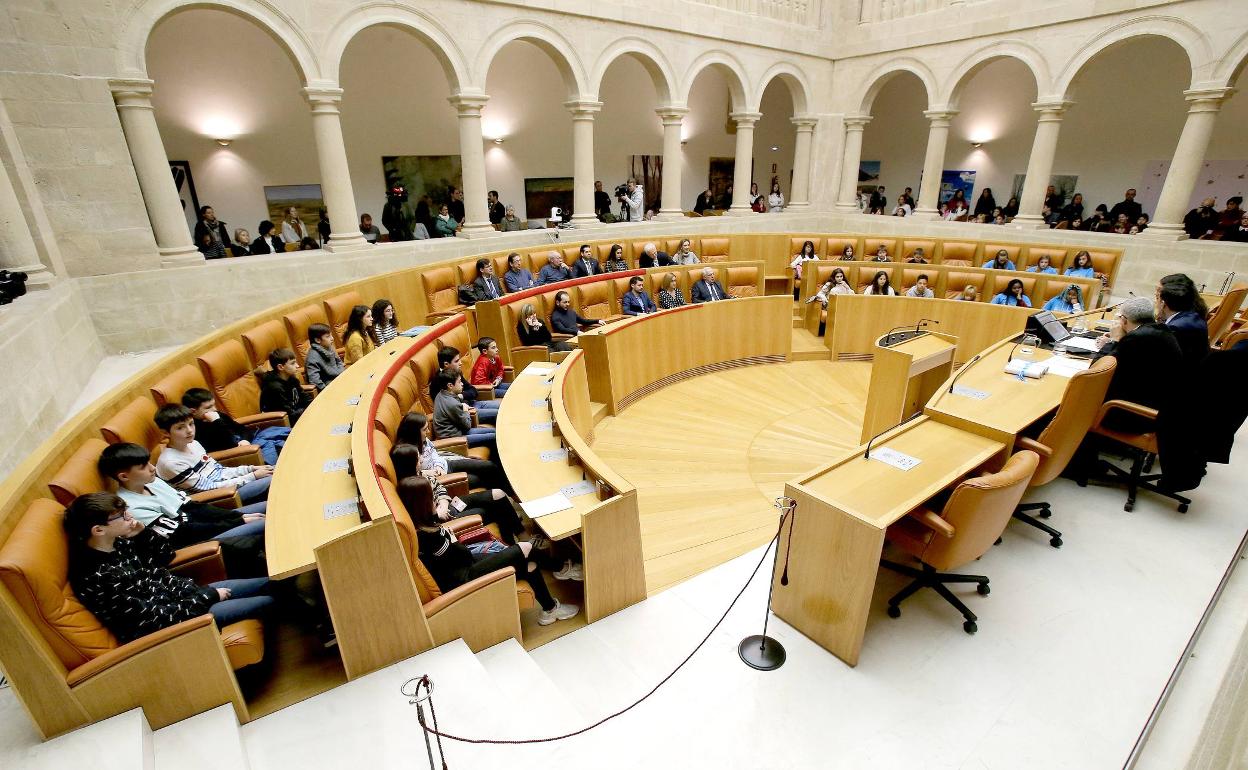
[617,178,644,222]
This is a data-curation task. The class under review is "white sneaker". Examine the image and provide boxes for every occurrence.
[554,560,584,581]
[538,600,580,625]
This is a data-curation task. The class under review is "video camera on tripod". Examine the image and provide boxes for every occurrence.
[0,270,28,306]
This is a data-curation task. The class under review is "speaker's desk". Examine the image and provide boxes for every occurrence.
[776,417,1004,666]
[265,336,415,579]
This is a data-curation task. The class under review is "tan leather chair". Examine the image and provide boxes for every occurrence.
[991,274,1036,306]
[387,366,423,414]
[1220,327,1248,350]
[789,237,825,259]
[700,237,730,263]
[576,281,624,322]
[901,239,936,263]
[1085,250,1118,282]
[882,450,1039,633]
[282,303,329,367]
[528,251,551,276]
[0,500,262,729]
[196,340,288,428]
[407,345,441,414]
[939,241,978,267]
[983,244,1022,267]
[421,266,466,324]
[1087,399,1191,513]
[101,396,166,451]
[1205,285,1247,344]
[944,271,986,301]
[825,236,860,260]
[1024,246,1068,273]
[147,365,281,459]
[323,291,363,348]
[1011,356,1117,547]
[726,266,760,298]
[47,439,112,507]
[609,275,635,311]
[241,319,291,369]
[864,237,898,260]
[900,268,930,294]
[857,266,895,294]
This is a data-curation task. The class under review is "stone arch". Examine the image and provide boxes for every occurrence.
[320,4,469,91]
[589,38,677,105]
[1053,16,1210,98]
[474,21,589,100]
[856,58,938,114]
[118,0,319,82]
[942,41,1050,108]
[754,62,812,115]
[1211,30,1248,87]
[678,50,750,112]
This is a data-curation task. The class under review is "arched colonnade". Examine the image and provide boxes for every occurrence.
[105,0,816,266]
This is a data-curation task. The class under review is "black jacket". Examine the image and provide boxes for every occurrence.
[638,251,674,268]
[472,275,505,302]
[1096,323,1182,434]
[259,370,311,426]
[193,414,254,454]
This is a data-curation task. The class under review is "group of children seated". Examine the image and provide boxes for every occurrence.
[60,299,585,655]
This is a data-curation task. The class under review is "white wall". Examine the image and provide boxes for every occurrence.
[859,74,928,203]
[753,80,797,203]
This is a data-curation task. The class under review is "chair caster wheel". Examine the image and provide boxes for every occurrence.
[1124,502,1134,512]
[1050,537,1063,548]
[993,536,1002,546]
[976,583,990,596]
[1076,479,1087,488]
[963,620,977,634]
[1178,504,1189,513]
[886,605,900,619]
[1038,508,1052,519]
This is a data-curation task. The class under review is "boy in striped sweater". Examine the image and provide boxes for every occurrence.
[154,404,273,505]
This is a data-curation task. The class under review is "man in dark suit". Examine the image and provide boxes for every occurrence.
[1108,188,1142,225]
[1156,273,1209,367]
[470,258,505,302]
[637,242,674,268]
[621,276,657,315]
[691,267,732,303]
[571,244,603,278]
[1222,212,1248,242]
[1094,297,1182,433]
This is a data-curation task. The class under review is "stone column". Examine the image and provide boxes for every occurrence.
[447,92,495,237]
[1013,99,1072,226]
[108,79,201,267]
[565,99,602,225]
[0,156,54,287]
[1143,88,1235,240]
[656,105,688,220]
[304,87,368,251]
[835,115,871,211]
[914,109,958,217]
[787,116,817,210]
[728,111,761,214]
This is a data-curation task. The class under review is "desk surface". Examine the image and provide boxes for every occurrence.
[495,362,599,541]
[887,332,956,360]
[266,337,416,579]
[924,336,1072,437]
[799,418,1004,529]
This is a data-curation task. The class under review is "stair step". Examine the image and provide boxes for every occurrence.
[0,706,153,770]
[242,639,505,770]
[154,704,247,770]
[476,637,586,733]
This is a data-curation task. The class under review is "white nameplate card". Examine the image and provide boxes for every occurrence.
[323,500,359,520]
[540,448,569,463]
[345,396,361,406]
[329,423,351,435]
[322,457,349,473]
[520,492,574,518]
[523,366,555,377]
[560,480,597,499]
[531,398,548,408]
[951,385,990,400]
[869,448,921,471]
[531,421,553,432]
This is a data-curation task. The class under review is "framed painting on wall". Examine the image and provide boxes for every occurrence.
[524,177,573,221]
[170,160,199,233]
[381,155,463,214]
[856,160,881,195]
[939,170,977,206]
[708,157,736,209]
[263,184,324,238]
[629,155,663,212]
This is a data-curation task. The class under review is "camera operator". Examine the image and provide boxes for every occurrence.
[0,270,28,306]
[382,185,414,242]
[617,178,644,223]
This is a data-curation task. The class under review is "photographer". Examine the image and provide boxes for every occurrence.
[617,178,644,223]
[382,185,414,242]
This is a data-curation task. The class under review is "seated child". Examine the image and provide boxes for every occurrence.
[394,411,512,495]
[304,322,344,392]
[182,387,288,464]
[259,348,313,426]
[430,371,497,455]
[390,443,527,544]
[154,404,273,504]
[468,337,509,397]
[100,442,266,577]
[64,492,275,643]
[437,345,499,424]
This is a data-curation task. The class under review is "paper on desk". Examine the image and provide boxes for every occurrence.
[951,384,990,400]
[520,492,574,518]
[1004,360,1048,378]
[869,447,921,471]
[1060,336,1100,352]
[523,365,555,376]
[1047,357,1093,378]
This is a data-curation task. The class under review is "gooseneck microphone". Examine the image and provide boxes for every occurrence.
[944,353,984,394]
[914,318,940,336]
[863,410,924,460]
[881,325,912,347]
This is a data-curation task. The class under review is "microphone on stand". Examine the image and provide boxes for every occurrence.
[863,410,924,460]
[914,318,940,336]
[944,353,983,394]
[881,325,912,347]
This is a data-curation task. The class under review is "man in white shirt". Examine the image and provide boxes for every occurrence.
[618,179,645,222]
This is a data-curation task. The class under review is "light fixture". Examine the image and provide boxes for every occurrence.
[971,142,983,149]
[215,138,232,147]
[770,145,780,151]
[492,137,504,145]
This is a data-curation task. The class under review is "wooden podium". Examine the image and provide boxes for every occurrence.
[859,331,958,444]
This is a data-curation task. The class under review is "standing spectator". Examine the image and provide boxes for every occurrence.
[250,220,283,255]
[194,206,231,259]
[317,209,330,245]
[900,187,916,210]
[749,182,765,212]
[1002,196,1020,218]
[487,190,505,226]
[973,188,996,219]
[382,186,414,241]
[717,184,734,210]
[413,196,434,239]
[500,205,524,231]
[869,186,887,214]
[1060,193,1084,223]
[448,188,466,224]
[618,178,645,222]
[281,207,307,245]
[1108,188,1142,224]
[594,181,612,221]
[359,213,380,243]
[1043,185,1064,212]
[1184,198,1219,239]
[768,181,785,212]
[942,190,968,220]
[892,196,912,217]
[694,187,713,215]
[435,204,459,238]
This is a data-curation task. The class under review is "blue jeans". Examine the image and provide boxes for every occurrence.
[492,382,511,396]
[465,426,498,455]
[472,400,501,425]
[216,518,265,540]
[253,426,289,465]
[208,577,275,626]
[237,474,270,505]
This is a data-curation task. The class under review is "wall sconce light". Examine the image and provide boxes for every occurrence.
[492,137,504,145]
[681,140,689,146]
[971,142,984,149]
[770,145,780,151]
[215,138,232,147]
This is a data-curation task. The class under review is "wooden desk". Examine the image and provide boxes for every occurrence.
[774,418,1004,665]
[265,336,415,579]
[859,331,956,444]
